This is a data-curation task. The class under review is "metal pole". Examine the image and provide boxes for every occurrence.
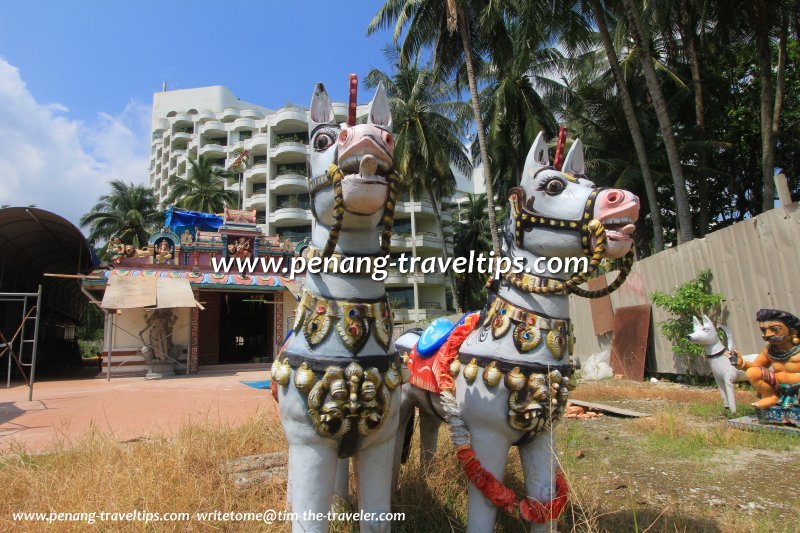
[8,296,27,388]
[106,312,114,382]
[28,286,42,401]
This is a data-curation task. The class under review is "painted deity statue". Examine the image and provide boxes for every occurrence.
[271,77,401,533]
[155,240,173,264]
[396,132,640,532]
[737,308,800,424]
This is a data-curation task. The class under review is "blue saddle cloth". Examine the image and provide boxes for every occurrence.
[417,317,459,358]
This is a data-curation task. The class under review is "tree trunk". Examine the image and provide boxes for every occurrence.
[622,0,694,243]
[592,0,665,252]
[457,8,501,256]
[679,0,709,235]
[773,12,788,152]
[755,0,775,212]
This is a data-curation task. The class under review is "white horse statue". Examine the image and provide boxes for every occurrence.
[686,315,747,413]
[397,132,640,531]
[272,77,401,533]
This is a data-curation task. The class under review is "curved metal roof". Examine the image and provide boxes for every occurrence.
[0,207,97,291]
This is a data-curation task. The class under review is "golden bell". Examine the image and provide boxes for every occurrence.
[505,367,527,391]
[384,363,401,390]
[482,361,503,387]
[463,358,479,383]
[272,359,291,386]
[449,359,461,377]
[293,362,317,394]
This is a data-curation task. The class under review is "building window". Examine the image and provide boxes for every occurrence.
[387,288,414,309]
[252,183,267,195]
[239,130,253,141]
[275,131,308,144]
[275,194,310,210]
[256,211,267,224]
[393,220,412,236]
[276,225,311,242]
[276,162,307,176]
[253,155,267,165]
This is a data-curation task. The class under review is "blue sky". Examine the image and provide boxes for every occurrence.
[0,1,396,225]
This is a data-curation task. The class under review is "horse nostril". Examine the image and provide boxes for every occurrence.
[606,191,622,204]
[339,130,349,143]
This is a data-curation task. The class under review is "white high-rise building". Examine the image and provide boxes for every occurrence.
[149,85,460,322]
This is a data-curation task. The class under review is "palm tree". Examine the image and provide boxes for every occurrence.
[615,0,692,244]
[588,0,665,251]
[365,49,472,307]
[80,180,161,246]
[454,193,490,310]
[164,155,238,214]
[368,0,502,255]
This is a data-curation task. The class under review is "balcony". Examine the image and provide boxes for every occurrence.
[199,121,225,135]
[200,143,226,157]
[172,113,193,125]
[389,233,447,252]
[270,207,312,225]
[274,106,308,129]
[196,110,216,123]
[272,141,308,161]
[271,173,308,194]
[171,131,192,145]
[241,109,264,120]
[232,117,256,131]
[247,193,267,208]
[221,108,241,121]
[244,163,268,180]
[244,132,270,151]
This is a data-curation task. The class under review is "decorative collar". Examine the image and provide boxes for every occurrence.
[768,343,800,362]
[482,295,573,359]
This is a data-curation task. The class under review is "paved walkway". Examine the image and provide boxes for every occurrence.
[0,371,277,453]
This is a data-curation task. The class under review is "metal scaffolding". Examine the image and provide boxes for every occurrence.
[0,286,42,400]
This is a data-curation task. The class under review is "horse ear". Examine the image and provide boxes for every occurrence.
[692,316,701,329]
[562,138,585,175]
[702,315,713,327]
[524,131,549,176]
[310,83,335,128]
[368,82,392,129]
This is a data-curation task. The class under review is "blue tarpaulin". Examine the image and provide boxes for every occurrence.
[164,206,224,236]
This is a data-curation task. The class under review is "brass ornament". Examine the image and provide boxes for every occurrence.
[304,297,332,347]
[793,335,800,345]
[505,366,527,392]
[507,368,572,434]
[271,358,291,386]
[303,361,393,439]
[449,359,461,378]
[337,303,370,354]
[373,301,392,351]
[491,307,512,339]
[463,358,479,383]
[513,320,543,353]
[482,361,503,387]
[384,363,402,390]
[293,362,317,394]
[546,327,567,360]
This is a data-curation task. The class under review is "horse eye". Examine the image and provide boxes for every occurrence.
[314,133,334,152]
[545,178,565,195]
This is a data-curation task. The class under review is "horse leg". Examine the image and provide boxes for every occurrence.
[418,404,441,469]
[392,385,417,491]
[725,369,737,414]
[465,430,511,533]
[286,440,339,532]
[332,458,351,509]
[519,430,559,533]
[709,358,732,411]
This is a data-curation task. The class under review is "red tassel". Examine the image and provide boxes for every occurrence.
[348,73,358,126]
[552,126,568,170]
[456,447,570,523]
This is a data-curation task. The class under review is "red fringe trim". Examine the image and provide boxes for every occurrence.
[456,448,570,524]
[433,312,480,392]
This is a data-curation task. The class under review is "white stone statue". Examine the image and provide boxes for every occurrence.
[687,314,746,413]
[396,132,641,531]
[272,78,400,533]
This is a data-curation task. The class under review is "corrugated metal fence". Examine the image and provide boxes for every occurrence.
[568,206,800,374]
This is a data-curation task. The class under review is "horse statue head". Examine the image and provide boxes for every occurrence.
[307,76,396,257]
[502,132,640,298]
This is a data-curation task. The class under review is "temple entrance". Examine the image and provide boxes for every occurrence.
[218,292,274,364]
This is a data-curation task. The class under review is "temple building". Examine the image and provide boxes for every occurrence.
[81,208,298,377]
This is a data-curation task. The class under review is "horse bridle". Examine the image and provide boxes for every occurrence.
[504,168,634,299]
[308,163,399,258]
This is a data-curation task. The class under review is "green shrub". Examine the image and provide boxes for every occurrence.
[650,269,725,360]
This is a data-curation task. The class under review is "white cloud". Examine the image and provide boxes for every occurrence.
[0,58,150,228]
